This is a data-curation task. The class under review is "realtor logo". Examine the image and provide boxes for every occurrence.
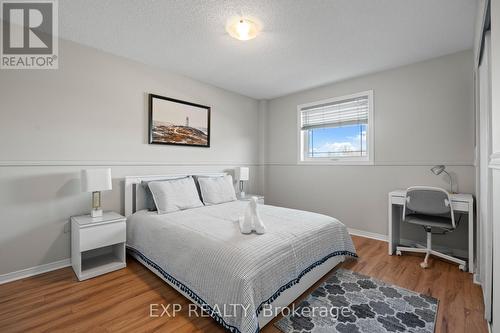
[1,0,58,69]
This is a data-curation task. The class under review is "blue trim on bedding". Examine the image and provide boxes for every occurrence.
[127,246,241,333]
[127,246,357,333]
[255,250,358,315]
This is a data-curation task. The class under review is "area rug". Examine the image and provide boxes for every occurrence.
[274,268,438,333]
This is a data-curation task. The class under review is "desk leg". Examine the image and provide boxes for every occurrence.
[388,201,401,255]
[468,202,474,273]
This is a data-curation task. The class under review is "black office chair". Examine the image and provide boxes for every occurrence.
[396,186,466,271]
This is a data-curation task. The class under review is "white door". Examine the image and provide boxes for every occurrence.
[478,31,492,322]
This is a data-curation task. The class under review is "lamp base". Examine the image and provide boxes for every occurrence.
[90,208,103,218]
[239,180,247,198]
[90,191,103,218]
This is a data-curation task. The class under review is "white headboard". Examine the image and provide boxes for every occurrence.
[124,173,227,217]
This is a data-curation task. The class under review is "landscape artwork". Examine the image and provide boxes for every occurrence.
[149,94,210,147]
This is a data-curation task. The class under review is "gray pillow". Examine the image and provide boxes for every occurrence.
[197,175,237,205]
[141,181,157,211]
[141,176,189,211]
[148,177,204,214]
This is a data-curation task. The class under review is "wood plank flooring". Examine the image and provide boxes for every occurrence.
[0,236,488,333]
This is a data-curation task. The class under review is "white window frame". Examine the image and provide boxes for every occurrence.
[297,90,374,165]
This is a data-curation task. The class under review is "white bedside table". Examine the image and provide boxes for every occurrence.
[237,194,265,204]
[71,211,126,281]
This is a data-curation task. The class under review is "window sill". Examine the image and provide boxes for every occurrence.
[297,159,374,166]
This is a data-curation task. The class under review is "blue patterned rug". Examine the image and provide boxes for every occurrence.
[274,269,438,333]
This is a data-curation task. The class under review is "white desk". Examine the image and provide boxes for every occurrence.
[388,190,474,273]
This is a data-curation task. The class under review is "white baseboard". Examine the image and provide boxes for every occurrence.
[0,258,71,285]
[473,273,481,286]
[348,228,388,242]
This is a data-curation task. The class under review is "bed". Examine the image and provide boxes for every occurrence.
[124,174,357,333]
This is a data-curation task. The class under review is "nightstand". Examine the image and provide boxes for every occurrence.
[237,194,265,204]
[71,211,126,281]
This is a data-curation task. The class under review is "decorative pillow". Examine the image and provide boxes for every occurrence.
[197,175,237,205]
[193,174,224,199]
[141,181,158,211]
[141,176,188,211]
[148,177,204,214]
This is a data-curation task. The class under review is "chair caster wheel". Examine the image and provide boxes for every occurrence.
[459,264,466,272]
[396,250,402,256]
[420,261,429,269]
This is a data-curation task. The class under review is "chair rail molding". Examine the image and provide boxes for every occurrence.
[266,161,475,167]
[0,160,263,167]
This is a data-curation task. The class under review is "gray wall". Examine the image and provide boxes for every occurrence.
[0,40,263,275]
[0,42,476,277]
[264,50,475,250]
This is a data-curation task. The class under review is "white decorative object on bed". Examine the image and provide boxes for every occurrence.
[197,174,237,205]
[239,197,266,234]
[148,176,203,214]
[124,174,357,333]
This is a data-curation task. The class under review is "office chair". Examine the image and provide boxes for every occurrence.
[395,186,466,271]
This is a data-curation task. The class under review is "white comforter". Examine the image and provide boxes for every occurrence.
[127,201,356,333]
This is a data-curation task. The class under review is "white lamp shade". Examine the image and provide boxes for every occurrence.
[81,168,112,192]
[235,167,249,181]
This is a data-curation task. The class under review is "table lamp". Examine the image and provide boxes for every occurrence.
[81,168,112,217]
[235,167,249,197]
[430,165,453,193]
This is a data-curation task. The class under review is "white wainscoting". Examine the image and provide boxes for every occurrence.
[0,163,264,277]
[0,225,475,285]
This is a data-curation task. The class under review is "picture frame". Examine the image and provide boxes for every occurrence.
[148,94,211,147]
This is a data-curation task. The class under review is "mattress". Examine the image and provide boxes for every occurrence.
[126,201,357,333]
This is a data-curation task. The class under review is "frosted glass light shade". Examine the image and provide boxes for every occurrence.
[235,167,249,181]
[81,168,112,192]
[226,18,259,41]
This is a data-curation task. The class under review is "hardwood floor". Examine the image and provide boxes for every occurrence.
[0,236,488,333]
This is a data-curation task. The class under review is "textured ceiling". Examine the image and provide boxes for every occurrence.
[59,0,478,99]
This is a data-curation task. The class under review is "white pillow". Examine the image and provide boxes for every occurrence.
[197,175,237,205]
[148,177,203,214]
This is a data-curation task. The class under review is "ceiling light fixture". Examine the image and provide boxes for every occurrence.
[227,18,259,41]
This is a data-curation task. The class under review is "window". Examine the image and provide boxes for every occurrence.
[298,91,373,164]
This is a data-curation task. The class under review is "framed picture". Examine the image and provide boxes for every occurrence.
[148,94,210,147]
